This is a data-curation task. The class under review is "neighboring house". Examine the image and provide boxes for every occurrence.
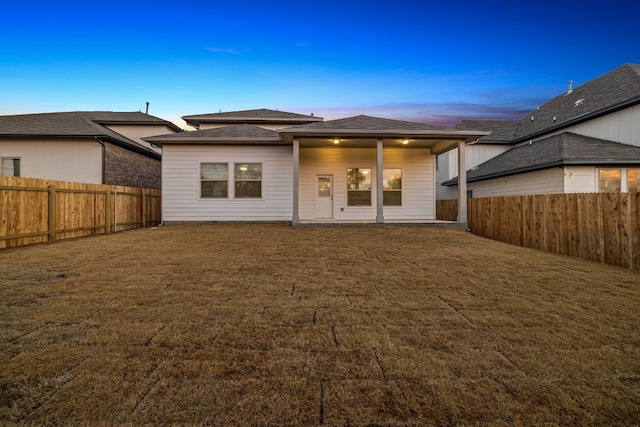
[0,111,181,189]
[437,63,640,199]
[145,110,486,224]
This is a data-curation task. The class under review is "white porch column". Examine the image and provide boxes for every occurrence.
[292,138,300,225]
[457,140,467,225]
[376,138,384,223]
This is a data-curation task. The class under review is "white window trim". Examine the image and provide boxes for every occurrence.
[382,167,402,207]
[597,167,640,193]
[199,162,230,200]
[233,162,263,199]
[346,167,373,207]
[0,156,21,177]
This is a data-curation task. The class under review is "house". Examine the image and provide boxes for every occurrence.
[145,110,487,224]
[437,63,640,199]
[0,111,182,189]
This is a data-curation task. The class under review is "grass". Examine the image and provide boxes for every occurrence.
[1,223,639,425]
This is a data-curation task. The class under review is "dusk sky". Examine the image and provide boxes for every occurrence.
[1,0,639,128]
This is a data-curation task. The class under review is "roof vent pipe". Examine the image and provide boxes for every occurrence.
[566,80,573,95]
[145,102,149,114]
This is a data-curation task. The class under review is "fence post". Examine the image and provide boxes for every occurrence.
[142,193,147,228]
[48,185,56,241]
[105,189,111,234]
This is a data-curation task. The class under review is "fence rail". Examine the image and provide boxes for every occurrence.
[0,176,161,249]
[437,194,640,270]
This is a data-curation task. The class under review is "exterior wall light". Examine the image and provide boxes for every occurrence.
[333,138,340,144]
[402,139,409,145]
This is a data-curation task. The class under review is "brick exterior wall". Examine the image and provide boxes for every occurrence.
[103,142,161,189]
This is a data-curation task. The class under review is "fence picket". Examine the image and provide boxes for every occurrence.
[0,176,161,249]
[436,193,639,271]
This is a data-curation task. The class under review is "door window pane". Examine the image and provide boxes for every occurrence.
[318,177,331,197]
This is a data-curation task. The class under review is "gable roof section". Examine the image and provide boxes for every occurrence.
[284,114,452,132]
[0,112,162,159]
[443,132,640,185]
[182,108,323,128]
[144,124,283,145]
[455,119,518,143]
[84,111,183,132]
[513,63,640,141]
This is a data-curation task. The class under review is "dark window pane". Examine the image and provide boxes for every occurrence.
[235,181,262,198]
[383,191,401,206]
[348,191,371,206]
[201,181,228,198]
[235,163,262,180]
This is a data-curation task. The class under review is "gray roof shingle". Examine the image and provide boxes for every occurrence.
[84,111,183,131]
[514,63,640,140]
[455,119,518,143]
[453,64,640,145]
[443,132,640,185]
[182,109,322,127]
[286,114,453,131]
[144,124,282,145]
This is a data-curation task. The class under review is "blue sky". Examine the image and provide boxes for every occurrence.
[1,0,639,128]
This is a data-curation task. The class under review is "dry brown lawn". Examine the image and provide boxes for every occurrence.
[1,223,639,426]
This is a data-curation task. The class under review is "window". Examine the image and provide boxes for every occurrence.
[1,158,20,177]
[235,163,262,198]
[346,168,371,206]
[599,169,621,193]
[629,169,640,193]
[383,168,402,206]
[201,163,228,198]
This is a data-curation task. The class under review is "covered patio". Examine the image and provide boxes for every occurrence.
[279,115,488,225]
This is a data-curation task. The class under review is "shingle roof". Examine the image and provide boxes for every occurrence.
[182,108,323,127]
[453,64,640,145]
[144,124,282,145]
[84,111,183,131]
[443,132,640,185]
[286,114,453,131]
[513,63,640,141]
[0,111,162,159]
[455,119,518,143]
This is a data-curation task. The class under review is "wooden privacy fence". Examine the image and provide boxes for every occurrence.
[0,176,161,249]
[437,194,640,270]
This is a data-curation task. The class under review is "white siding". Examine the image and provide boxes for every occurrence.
[384,148,435,220]
[561,104,640,147]
[436,144,510,200]
[162,145,293,222]
[105,124,176,153]
[467,168,565,198]
[299,148,434,221]
[564,166,597,193]
[0,139,102,183]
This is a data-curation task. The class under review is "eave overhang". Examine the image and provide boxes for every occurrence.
[143,136,286,146]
